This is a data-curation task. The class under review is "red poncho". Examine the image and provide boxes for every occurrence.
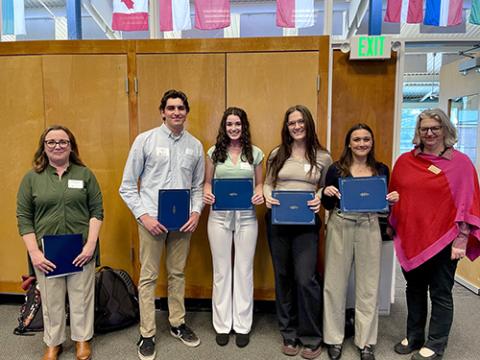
[389,149,480,271]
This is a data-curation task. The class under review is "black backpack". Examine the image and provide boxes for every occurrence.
[13,276,43,335]
[94,266,140,333]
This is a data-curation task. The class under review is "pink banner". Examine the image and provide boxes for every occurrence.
[276,0,295,27]
[194,0,231,30]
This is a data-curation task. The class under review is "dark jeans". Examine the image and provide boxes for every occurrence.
[402,244,458,355]
[265,210,323,348]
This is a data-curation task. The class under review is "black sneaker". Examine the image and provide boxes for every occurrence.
[137,336,156,360]
[235,333,250,348]
[170,324,201,347]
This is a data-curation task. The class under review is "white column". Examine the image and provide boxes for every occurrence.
[224,13,240,38]
[324,0,333,35]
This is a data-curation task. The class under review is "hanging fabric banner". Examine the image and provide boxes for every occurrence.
[470,0,480,25]
[2,0,26,35]
[384,0,424,24]
[194,0,231,30]
[424,0,464,27]
[276,0,315,28]
[112,0,149,31]
[159,0,192,31]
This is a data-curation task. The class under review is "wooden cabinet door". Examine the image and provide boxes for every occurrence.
[136,53,226,297]
[42,55,132,273]
[227,51,321,299]
[0,56,45,292]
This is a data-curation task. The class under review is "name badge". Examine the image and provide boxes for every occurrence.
[156,147,169,157]
[240,162,252,170]
[428,165,441,175]
[185,148,194,156]
[68,179,84,189]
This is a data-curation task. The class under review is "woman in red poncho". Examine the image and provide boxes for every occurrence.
[389,109,480,360]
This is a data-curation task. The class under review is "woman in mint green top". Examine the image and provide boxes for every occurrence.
[203,107,264,348]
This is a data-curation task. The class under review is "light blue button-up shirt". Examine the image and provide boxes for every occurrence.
[119,123,205,219]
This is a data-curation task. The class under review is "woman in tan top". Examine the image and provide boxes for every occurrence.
[264,105,332,360]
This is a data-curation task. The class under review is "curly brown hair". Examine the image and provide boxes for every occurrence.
[211,107,254,164]
[33,125,85,173]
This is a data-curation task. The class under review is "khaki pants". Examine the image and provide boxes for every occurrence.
[34,261,95,347]
[323,210,382,348]
[138,224,191,337]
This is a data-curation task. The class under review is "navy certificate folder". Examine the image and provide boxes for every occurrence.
[158,189,190,231]
[271,191,315,225]
[339,175,388,213]
[41,234,83,278]
[212,178,253,211]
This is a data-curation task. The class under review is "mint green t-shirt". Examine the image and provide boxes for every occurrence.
[207,145,264,179]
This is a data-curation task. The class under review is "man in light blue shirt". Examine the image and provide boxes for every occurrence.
[119,89,205,360]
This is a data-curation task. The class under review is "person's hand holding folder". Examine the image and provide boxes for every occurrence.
[140,214,168,235]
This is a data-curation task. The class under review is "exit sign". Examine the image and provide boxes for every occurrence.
[349,36,392,60]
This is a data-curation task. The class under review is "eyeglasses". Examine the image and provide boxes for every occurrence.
[44,140,70,149]
[287,119,305,127]
[419,126,442,135]
[165,105,186,111]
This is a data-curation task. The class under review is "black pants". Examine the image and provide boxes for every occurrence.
[266,210,323,348]
[402,244,458,355]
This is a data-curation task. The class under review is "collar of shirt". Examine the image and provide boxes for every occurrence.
[160,123,184,141]
[47,163,72,175]
[413,146,453,160]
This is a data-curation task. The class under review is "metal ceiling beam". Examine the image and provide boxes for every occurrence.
[82,0,121,39]
[346,0,369,39]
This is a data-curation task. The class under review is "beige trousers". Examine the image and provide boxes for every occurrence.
[137,224,191,337]
[34,260,95,347]
[323,210,382,348]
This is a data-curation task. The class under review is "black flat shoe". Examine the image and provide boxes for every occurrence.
[394,340,423,355]
[235,333,249,348]
[359,345,375,360]
[327,344,343,360]
[411,350,442,360]
[216,333,229,346]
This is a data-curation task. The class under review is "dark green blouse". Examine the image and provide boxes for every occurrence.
[17,163,104,250]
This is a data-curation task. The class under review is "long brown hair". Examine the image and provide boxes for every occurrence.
[33,125,85,173]
[267,105,327,186]
[337,123,378,177]
[211,107,254,164]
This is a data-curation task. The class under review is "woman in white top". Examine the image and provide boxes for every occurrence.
[204,107,264,348]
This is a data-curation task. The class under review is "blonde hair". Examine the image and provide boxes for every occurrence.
[412,108,457,148]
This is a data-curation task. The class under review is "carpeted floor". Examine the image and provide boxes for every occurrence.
[1,265,479,360]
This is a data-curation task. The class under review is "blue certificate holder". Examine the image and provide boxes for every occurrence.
[339,175,388,213]
[41,234,84,278]
[212,178,253,211]
[271,191,315,225]
[158,189,190,231]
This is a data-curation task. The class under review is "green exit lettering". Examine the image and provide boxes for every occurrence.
[358,36,385,57]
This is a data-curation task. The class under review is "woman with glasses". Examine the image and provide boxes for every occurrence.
[264,105,332,360]
[203,107,264,348]
[389,109,480,360]
[321,124,399,360]
[17,125,103,360]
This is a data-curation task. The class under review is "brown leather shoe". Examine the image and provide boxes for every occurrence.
[41,345,63,360]
[75,341,92,360]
